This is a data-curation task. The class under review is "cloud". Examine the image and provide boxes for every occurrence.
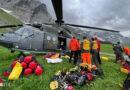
[41,0,130,34]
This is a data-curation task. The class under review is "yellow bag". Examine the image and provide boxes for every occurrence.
[100,57,109,61]
[8,62,23,80]
[50,80,58,90]
[120,68,128,74]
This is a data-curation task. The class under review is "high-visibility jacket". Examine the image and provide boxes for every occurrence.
[92,41,98,50]
[124,46,130,55]
[69,39,79,51]
[81,40,90,53]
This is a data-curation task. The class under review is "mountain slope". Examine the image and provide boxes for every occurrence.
[0,0,53,23]
[0,9,22,25]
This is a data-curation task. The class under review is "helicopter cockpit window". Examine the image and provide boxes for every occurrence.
[15,28,33,39]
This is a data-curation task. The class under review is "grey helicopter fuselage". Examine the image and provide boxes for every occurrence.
[0,24,72,53]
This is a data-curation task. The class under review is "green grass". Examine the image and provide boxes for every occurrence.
[0,9,22,25]
[0,46,127,90]
[101,44,114,53]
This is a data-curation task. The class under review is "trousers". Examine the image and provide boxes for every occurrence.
[81,53,91,64]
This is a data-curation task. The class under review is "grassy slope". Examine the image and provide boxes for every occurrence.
[0,46,127,90]
[101,44,114,53]
[0,9,22,25]
[0,9,23,32]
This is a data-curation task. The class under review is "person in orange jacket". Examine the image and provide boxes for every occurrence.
[81,36,91,64]
[69,37,80,65]
[124,46,130,59]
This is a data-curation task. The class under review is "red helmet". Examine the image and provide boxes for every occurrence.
[67,86,74,90]
[29,61,37,69]
[24,68,32,76]
[21,62,27,69]
[11,60,20,68]
[24,56,32,63]
[35,65,43,75]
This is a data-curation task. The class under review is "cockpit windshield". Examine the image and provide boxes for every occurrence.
[15,27,33,39]
[15,27,33,36]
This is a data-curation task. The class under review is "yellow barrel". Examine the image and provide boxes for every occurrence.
[120,68,128,74]
[100,56,109,61]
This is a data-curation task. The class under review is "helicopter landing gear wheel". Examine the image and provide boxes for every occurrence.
[18,51,25,58]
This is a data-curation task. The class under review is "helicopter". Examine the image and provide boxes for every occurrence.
[0,0,119,56]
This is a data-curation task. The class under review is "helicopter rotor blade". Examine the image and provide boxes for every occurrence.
[0,24,23,29]
[66,24,119,32]
[51,0,63,23]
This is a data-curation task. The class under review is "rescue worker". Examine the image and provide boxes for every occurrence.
[94,37,101,65]
[77,39,81,59]
[81,36,91,64]
[69,37,79,65]
[116,42,124,62]
[91,38,98,67]
[123,46,130,59]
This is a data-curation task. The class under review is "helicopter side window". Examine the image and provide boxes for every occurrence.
[52,37,56,42]
[47,35,51,40]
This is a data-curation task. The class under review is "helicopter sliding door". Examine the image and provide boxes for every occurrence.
[43,33,57,50]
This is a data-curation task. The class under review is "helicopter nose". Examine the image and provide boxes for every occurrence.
[0,35,13,48]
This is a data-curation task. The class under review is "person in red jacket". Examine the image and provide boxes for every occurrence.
[124,46,130,59]
[69,37,80,65]
[94,37,101,65]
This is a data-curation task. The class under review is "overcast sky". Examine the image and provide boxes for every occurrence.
[40,0,130,36]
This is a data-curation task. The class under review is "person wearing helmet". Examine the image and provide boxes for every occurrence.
[94,37,101,65]
[81,36,91,64]
[69,37,80,65]
[90,37,98,67]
